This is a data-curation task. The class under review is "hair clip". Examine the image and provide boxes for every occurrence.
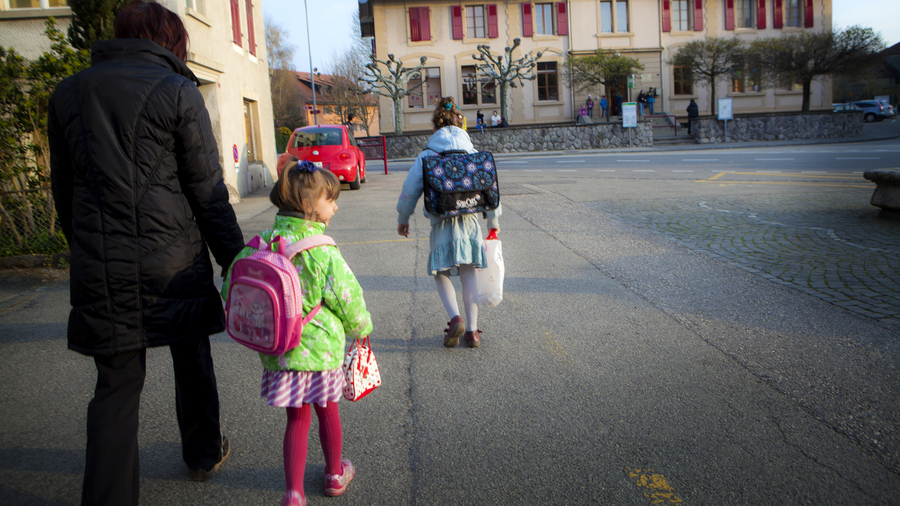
[296,160,318,173]
[443,102,453,111]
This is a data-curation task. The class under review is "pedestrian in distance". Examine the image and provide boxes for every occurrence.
[579,104,588,117]
[222,157,373,506]
[396,96,502,349]
[638,90,647,116]
[614,93,623,117]
[687,99,699,135]
[648,87,656,115]
[48,1,245,504]
[600,95,608,121]
[343,113,355,132]
[477,109,484,125]
[586,94,594,117]
[491,110,502,127]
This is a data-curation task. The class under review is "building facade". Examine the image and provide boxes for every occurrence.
[361,0,832,132]
[0,0,275,202]
[293,71,381,137]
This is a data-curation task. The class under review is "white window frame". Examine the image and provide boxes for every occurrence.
[534,3,554,36]
[186,0,205,15]
[672,0,691,31]
[735,0,755,29]
[465,5,486,39]
[600,0,630,34]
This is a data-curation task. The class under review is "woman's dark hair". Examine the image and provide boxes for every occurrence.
[270,157,341,222]
[114,0,189,62]
[432,96,462,131]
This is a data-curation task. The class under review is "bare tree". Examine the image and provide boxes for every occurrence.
[471,38,543,122]
[360,54,428,135]
[748,26,885,112]
[326,12,377,136]
[265,17,305,135]
[671,38,745,114]
[564,50,644,117]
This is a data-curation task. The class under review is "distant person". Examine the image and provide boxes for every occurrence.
[648,87,656,115]
[586,95,594,117]
[579,104,588,117]
[222,157,372,506]
[600,95,608,120]
[476,109,484,125]
[343,113,355,132]
[687,99,699,134]
[638,90,647,116]
[491,110,501,127]
[48,1,245,504]
[396,97,501,349]
[614,93,623,117]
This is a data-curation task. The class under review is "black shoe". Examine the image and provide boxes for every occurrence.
[191,435,230,481]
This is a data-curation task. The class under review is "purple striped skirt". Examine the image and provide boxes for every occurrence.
[260,368,345,408]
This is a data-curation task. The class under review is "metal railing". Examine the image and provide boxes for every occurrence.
[357,135,389,174]
[0,186,67,258]
[643,114,678,137]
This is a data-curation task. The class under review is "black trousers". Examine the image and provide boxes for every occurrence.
[81,334,224,506]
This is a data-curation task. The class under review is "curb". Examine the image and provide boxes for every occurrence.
[0,252,70,271]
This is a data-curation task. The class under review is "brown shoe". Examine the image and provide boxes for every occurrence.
[443,316,464,347]
[464,330,481,348]
[191,435,230,481]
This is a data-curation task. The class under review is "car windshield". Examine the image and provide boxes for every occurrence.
[293,128,343,148]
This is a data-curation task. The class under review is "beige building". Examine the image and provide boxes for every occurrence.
[361,0,832,130]
[0,0,275,202]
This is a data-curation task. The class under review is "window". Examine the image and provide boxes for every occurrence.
[731,56,745,92]
[735,0,753,28]
[243,100,259,162]
[536,62,559,102]
[785,0,801,27]
[186,0,204,14]
[672,0,690,31]
[778,80,804,91]
[600,0,628,33]
[466,5,485,38]
[407,67,442,108]
[673,65,693,95]
[409,7,431,42]
[535,3,553,35]
[600,1,612,33]
[10,0,67,7]
[616,1,628,32]
[461,65,497,105]
[245,0,256,56]
[230,0,241,46]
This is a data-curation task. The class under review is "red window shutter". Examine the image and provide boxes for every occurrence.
[522,3,533,37]
[804,0,813,27]
[410,7,421,41]
[487,4,499,38]
[556,2,568,35]
[661,0,671,32]
[245,0,256,56]
[694,0,704,31]
[421,8,431,41]
[724,0,734,30]
[230,0,241,46]
[773,0,782,27]
[452,5,464,40]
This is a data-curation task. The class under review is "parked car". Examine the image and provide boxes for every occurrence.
[832,103,863,113]
[278,125,366,189]
[851,100,893,122]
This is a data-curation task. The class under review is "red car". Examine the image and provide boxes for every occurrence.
[278,125,366,189]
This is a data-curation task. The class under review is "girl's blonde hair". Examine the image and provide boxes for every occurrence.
[432,96,462,131]
[270,157,340,222]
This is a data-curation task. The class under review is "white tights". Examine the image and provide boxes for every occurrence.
[434,265,478,332]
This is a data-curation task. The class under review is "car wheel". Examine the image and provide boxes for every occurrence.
[360,161,366,183]
[864,113,876,122]
[349,167,361,190]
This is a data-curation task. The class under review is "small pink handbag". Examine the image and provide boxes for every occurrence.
[342,337,381,401]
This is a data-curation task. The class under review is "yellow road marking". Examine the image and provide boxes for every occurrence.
[627,468,684,504]
[337,238,426,245]
[696,180,871,188]
[696,172,873,188]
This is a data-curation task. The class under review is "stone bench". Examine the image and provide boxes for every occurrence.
[863,169,900,219]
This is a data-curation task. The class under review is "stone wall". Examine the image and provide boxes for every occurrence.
[690,111,863,144]
[384,121,653,159]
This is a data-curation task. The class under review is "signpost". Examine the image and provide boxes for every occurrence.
[233,144,239,172]
[622,102,637,147]
[718,98,733,142]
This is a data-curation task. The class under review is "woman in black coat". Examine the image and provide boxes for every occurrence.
[687,99,700,134]
[48,2,245,504]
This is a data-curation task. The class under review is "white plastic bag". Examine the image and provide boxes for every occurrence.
[476,239,504,307]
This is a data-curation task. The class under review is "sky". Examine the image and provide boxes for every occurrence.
[263,0,900,74]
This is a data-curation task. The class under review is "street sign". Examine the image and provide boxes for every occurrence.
[718,98,733,120]
[232,144,239,163]
[305,105,313,110]
[628,74,634,89]
[311,110,321,115]
[622,103,637,127]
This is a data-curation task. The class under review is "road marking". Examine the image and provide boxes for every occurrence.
[801,171,828,173]
[672,170,694,172]
[698,172,870,188]
[499,161,529,164]
[596,169,615,172]
[755,158,794,161]
[681,159,719,161]
[523,169,542,172]
[836,157,880,160]
[558,169,577,172]
[758,170,782,173]
[339,238,425,245]
[618,160,650,162]
[557,160,585,163]
[627,468,683,504]
[634,169,655,172]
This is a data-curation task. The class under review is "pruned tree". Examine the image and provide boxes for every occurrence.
[671,37,745,114]
[564,49,644,117]
[471,38,542,122]
[327,11,377,136]
[265,17,305,149]
[67,0,127,51]
[748,26,885,112]
[360,54,428,135]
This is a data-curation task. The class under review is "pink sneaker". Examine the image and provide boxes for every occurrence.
[324,459,355,497]
[281,490,305,506]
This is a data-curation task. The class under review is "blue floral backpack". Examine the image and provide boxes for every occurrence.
[421,149,499,218]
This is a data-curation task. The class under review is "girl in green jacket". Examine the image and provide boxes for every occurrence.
[223,158,373,506]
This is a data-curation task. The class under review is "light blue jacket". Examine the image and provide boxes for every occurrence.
[396,126,501,229]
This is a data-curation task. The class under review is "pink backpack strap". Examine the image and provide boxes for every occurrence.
[284,234,336,260]
[247,235,267,250]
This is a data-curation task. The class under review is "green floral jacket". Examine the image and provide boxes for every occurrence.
[221,215,373,372]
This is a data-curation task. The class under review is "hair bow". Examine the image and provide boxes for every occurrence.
[444,102,454,111]
[296,160,318,173]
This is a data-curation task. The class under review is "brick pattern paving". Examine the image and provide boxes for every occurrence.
[589,191,900,326]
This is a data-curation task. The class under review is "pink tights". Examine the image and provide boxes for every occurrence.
[284,403,343,495]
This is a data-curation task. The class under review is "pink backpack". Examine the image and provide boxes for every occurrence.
[225,234,336,355]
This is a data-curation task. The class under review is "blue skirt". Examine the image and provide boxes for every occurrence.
[428,214,487,276]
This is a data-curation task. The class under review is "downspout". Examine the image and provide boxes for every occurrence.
[567,0,574,120]
[658,0,664,115]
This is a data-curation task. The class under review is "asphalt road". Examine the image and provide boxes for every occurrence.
[1,128,898,505]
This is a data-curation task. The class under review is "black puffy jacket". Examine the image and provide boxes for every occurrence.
[49,39,245,356]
